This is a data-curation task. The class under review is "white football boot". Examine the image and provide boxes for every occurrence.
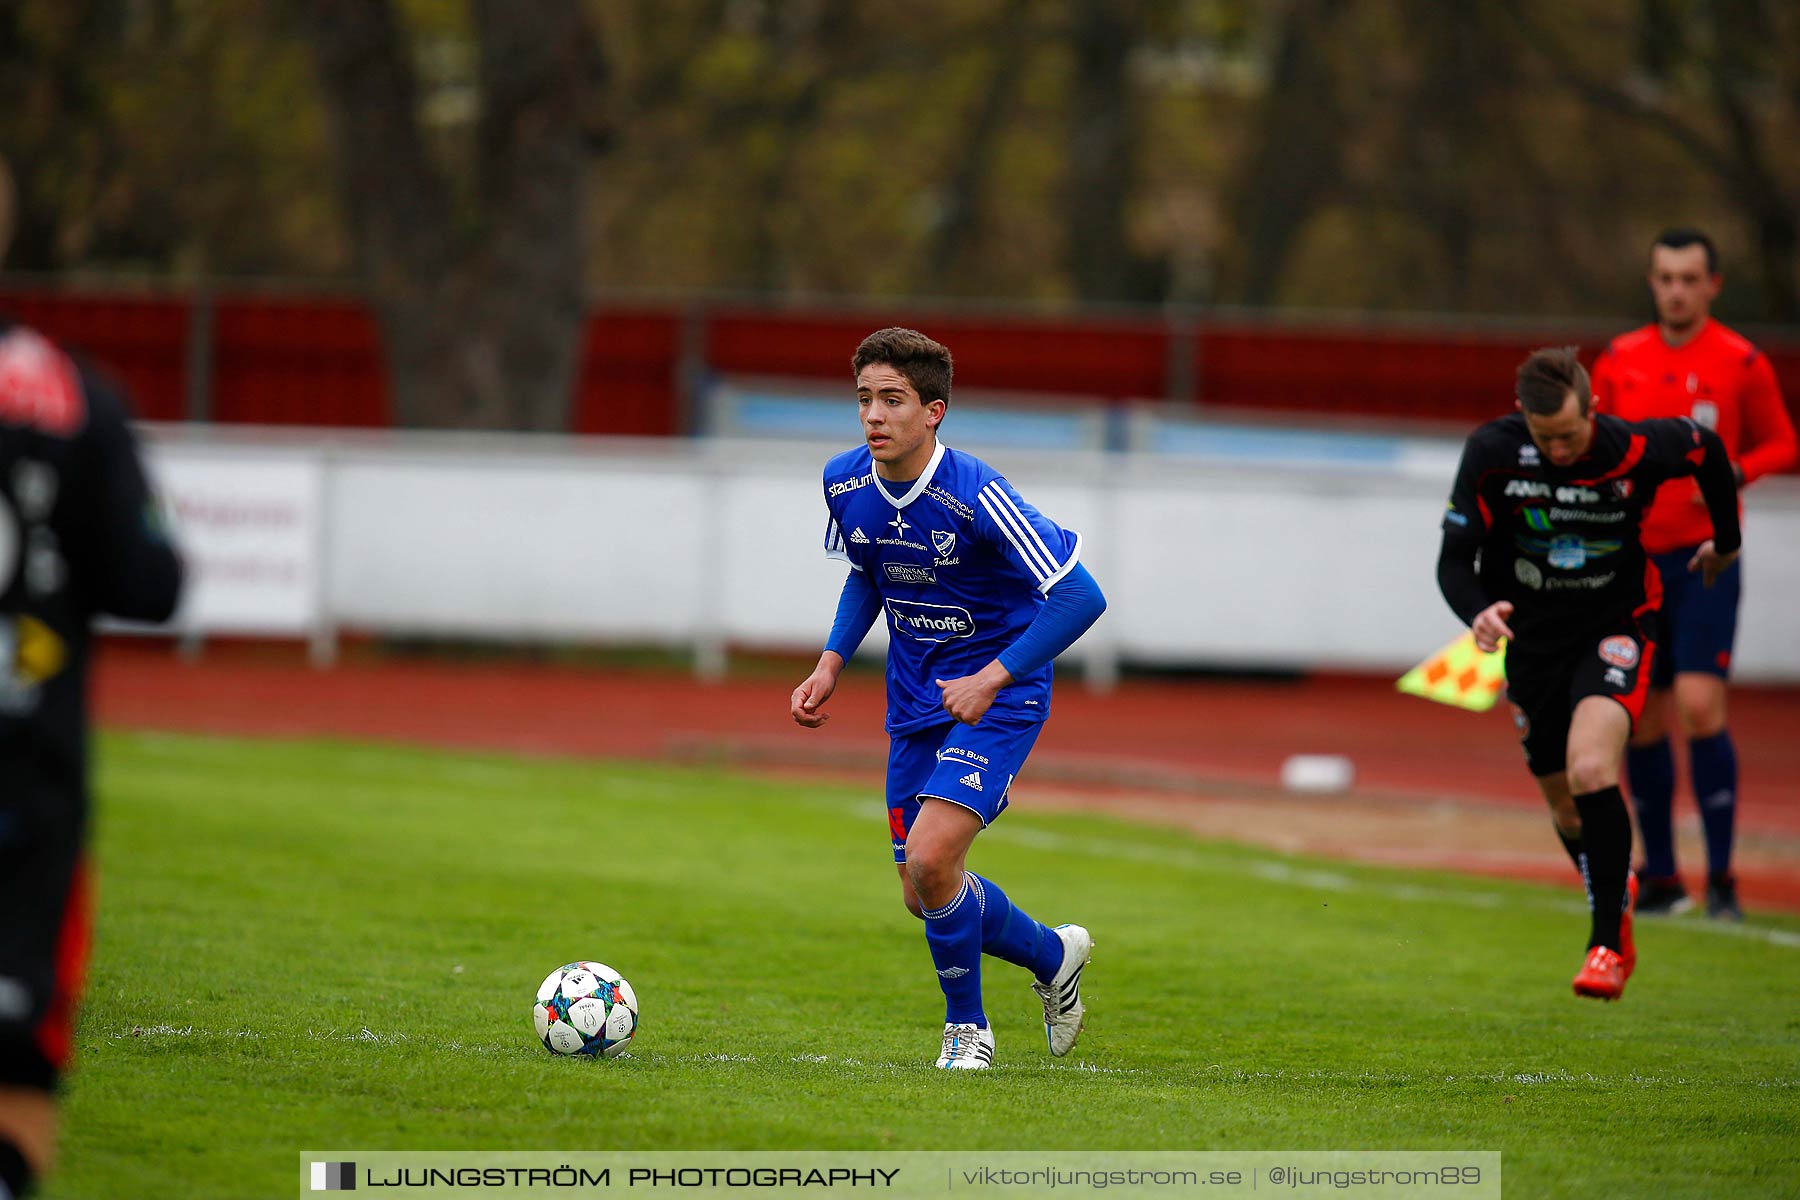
[935,1022,995,1070]
[1030,924,1093,1056]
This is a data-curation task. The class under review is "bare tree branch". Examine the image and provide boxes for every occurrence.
[1502,0,1795,319]
[1497,3,1736,183]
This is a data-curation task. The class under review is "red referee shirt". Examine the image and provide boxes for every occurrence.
[1591,318,1797,554]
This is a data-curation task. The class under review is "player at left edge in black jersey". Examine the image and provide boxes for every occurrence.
[0,162,186,1198]
[1437,347,1739,1002]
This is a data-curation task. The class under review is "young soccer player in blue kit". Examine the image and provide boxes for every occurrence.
[789,328,1107,1070]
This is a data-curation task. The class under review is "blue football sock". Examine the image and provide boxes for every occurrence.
[967,873,1065,983]
[921,877,985,1026]
[1626,738,1677,877]
[1689,730,1738,879]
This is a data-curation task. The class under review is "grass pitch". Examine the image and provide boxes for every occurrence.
[44,731,1800,1198]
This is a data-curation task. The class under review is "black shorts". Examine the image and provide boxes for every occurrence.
[0,759,91,1093]
[1504,621,1657,778]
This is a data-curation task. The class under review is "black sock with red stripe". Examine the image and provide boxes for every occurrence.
[1575,785,1632,951]
[0,1136,35,1198]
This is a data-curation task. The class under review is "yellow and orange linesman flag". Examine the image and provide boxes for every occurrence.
[1396,632,1507,712]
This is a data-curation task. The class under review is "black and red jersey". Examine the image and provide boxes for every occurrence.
[1438,411,1738,647]
[0,319,185,788]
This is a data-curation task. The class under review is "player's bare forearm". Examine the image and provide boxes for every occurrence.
[791,651,845,728]
[935,660,1013,726]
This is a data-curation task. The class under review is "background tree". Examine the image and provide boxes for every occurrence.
[0,2,340,277]
[1063,0,1169,302]
[1214,0,1351,307]
[294,0,604,430]
[3,0,1796,330]
[1504,0,1799,321]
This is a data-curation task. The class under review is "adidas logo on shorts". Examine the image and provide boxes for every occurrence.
[849,527,869,544]
[959,771,983,792]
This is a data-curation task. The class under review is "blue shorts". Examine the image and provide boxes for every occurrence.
[884,714,1044,864]
[1648,547,1741,686]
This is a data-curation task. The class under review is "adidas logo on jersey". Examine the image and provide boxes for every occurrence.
[849,527,869,544]
[959,771,983,792]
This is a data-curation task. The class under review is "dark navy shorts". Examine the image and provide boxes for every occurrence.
[1648,547,1741,686]
[884,713,1045,864]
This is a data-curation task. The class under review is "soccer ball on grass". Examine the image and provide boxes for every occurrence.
[534,961,638,1058]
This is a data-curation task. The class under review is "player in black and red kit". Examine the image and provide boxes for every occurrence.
[1437,347,1739,1002]
[0,309,184,1198]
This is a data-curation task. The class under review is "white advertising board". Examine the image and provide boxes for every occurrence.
[131,428,1800,681]
[145,447,324,635]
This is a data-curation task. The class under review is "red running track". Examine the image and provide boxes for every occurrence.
[91,640,1800,909]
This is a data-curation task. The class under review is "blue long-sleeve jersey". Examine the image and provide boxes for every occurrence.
[821,441,1095,734]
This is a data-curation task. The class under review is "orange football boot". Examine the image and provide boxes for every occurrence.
[1572,946,1627,1000]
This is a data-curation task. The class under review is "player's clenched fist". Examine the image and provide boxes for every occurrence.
[935,661,1013,726]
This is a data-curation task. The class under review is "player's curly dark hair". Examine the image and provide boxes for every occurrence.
[1516,346,1591,416]
[852,327,952,409]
